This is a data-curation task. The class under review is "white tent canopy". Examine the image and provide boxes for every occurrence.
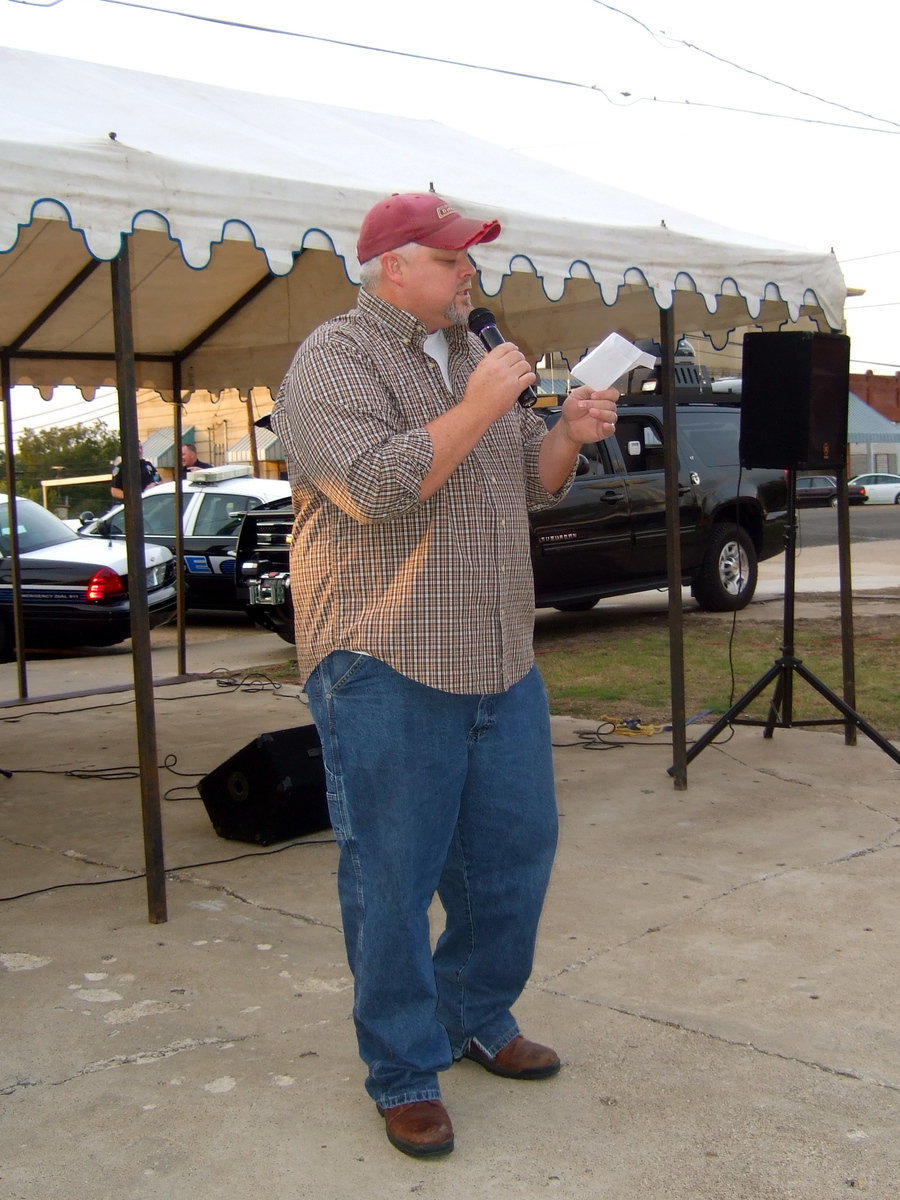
[0,46,845,399]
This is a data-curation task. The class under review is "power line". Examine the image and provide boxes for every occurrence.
[591,1,900,130]
[625,94,896,135]
[11,416,120,440]
[10,395,119,422]
[12,404,119,426]
[9,391,122,442]
[87,0,900,136]
[849,359,900,371]
[840,250,900,263]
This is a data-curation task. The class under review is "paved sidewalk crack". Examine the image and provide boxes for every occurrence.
[537,990,900,1093]
[0,837,342,933]
[166,869,342,931]
[0,836,139,880]
[1,1035,251,1095]
[537,840,899,986]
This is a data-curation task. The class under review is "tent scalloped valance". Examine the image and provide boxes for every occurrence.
[1,46,845,388]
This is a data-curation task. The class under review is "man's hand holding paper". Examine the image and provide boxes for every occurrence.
[572,332,657,391]
[559,383,618,448]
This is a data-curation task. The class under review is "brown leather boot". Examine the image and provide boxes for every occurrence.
[463,1035,561,1080]
[377,1099,454,1157]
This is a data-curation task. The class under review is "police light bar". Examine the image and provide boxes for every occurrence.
[188,464,254,484]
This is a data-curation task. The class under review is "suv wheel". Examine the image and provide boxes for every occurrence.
[691,523,757,612]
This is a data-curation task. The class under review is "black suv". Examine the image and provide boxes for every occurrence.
[234,396,787,643]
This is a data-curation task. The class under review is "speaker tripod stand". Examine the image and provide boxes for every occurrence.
[684,470,900,767]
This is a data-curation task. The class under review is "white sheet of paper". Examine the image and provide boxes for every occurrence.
[572,333,657,391]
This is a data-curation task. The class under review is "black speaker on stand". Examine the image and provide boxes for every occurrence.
[739,330,849,470]
[683,331,900,768]
[199,725,331,845]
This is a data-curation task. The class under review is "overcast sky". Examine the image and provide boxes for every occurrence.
[4,0,898,439]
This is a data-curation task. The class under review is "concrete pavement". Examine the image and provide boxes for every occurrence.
[1,541,899,1198]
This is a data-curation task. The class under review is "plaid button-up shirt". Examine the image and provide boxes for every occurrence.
[270,288,571,694]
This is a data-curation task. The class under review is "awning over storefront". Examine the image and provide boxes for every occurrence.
[226,426,283,463]
[848,394,900,443]
[141,425,195,469]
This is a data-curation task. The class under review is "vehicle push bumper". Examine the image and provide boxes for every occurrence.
[247,571,290,608]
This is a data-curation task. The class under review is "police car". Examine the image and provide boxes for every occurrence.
[78,466,290,612]
[1,494,176,658]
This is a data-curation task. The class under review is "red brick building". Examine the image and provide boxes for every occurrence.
[850,371,900,424]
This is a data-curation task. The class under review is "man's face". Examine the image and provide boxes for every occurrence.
[182,445,196,466]
[395,246,476,332]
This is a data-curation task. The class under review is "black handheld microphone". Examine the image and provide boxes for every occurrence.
[467,307,538,408]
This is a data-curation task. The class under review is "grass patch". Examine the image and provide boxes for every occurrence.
[533,604,900,738]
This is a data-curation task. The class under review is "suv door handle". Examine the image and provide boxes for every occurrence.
[598,488,625,504]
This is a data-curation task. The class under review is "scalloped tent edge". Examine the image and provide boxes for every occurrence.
[0,47,846,397]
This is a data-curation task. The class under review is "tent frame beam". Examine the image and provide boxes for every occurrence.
[7,259,104,353]
[174,268,281,363]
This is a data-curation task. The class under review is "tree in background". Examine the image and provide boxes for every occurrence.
[0,422,122,517]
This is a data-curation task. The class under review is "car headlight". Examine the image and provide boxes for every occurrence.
[146,563,167,589]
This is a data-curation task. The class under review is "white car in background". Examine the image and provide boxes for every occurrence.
[847,472,900,506]
[78,465,290,611]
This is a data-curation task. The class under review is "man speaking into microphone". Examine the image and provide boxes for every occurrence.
[270,191,618,1159]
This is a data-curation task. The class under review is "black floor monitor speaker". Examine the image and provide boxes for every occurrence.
[739,331,850,470]
[199,725,331,845]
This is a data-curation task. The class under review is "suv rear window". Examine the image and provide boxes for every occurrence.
[677,410,742,467]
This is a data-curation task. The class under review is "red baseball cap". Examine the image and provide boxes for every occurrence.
[357,192,501,263]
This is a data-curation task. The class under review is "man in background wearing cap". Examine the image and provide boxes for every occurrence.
[271,192,617,1159]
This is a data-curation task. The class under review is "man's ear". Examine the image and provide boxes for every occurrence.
[381,251,405,286]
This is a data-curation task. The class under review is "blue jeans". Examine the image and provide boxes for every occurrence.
[304,651,559,1109]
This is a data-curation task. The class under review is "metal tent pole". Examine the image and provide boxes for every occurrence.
[659,306,688,789]
[169,363,188,678]
[1,354,28,698]
[110,240,168,924]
